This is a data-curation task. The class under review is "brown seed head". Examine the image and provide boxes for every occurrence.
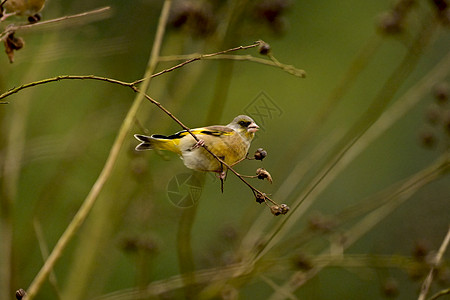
[419,129,437,148]
[255,192,266,204]
[279,204,289,214]
[434,82,449,104]
[256,168,272,183]
[258,42,271,55]
[254,148,268,160]
[16,289,27,300]
[270,205,282,216]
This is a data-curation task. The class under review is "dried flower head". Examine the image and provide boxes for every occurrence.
[258,41,271,55]
[381,278,399,298]
[4,33,25,63]
[434,82,449,104]
[270,205,282,216]
[419,129,437,148]
[270,204,289,216]
[28,13,42,23]
[431,0,448,13]
[279,203,289,214]
[16,289,27,300]
[377,11,403,34]
[254,148,268,160]
[256,168,272,183]
[255,192,266,204]
[292,253,313,271]
[254,0,292,34]
[168,1,216,37]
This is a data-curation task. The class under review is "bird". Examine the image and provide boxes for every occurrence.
[134,115,259,176]
[1,0,46,22]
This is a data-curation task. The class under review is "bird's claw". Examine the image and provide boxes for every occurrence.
[191,139,205,150]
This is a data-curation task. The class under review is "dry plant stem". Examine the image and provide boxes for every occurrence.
[0,33,59,299]
[428,288,450,300]
[418,226,450,300]
[268,154,449,300]
[0,7,111,41]
[158,54,306,77]
[278,35,381,172]
[247,16,439,261]
[133,41,265,85]
[0,41,269,101]
[22,1,173,299]
[0,58,280,208]
[33,220,62,298]
[0,31,289,300]
[94,262,256,300]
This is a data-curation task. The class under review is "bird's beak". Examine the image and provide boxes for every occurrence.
[247,122,260,133]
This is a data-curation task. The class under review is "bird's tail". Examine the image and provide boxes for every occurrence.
[134,134,181,154]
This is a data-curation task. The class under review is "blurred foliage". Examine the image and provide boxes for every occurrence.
[0,0,449,299]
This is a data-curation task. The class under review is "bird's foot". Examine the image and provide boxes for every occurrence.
[218,171,226,180]
[218,170,227,193]
[190,139,205,150]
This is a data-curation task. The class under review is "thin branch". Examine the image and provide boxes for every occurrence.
[132,41,265,85]
[0,41,289,210]
[22,1,172,299]
[132,85,281,207]
[157,53,306,78]
[418,226,450,300]
[33,220,62,299]
[0,75,132,100]
[428,288,450,300]
[0,7,112,41]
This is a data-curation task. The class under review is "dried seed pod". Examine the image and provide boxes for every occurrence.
[4,33,25,63]
[254,148,267,160]
[256,168,272,183]
[292,253,313,271]
[255,192,266,204]
[279,203,289,214]
[434,82,449,104]
[381,278,399,298]
[419,129,437,148]
[377,11,403,34]
[16,289,27,300]
[270,205,282,216]
[258,41,271,55]
[28,13,41,23]
[431,0,448,12]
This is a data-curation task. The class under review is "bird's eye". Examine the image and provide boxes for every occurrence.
[238,120,251,127]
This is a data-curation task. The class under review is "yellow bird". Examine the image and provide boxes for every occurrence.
[1,0,46,22]
[134,115,259,175]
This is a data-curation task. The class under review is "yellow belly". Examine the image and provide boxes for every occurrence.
[180,134,249,172]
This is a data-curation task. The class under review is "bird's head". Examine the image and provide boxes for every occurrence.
[228,115,259,140]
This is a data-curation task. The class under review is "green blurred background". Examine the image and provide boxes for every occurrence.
[1,0,449,299]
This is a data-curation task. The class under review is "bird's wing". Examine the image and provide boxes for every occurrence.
[191,125,234,136]
[159,126,234,140]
